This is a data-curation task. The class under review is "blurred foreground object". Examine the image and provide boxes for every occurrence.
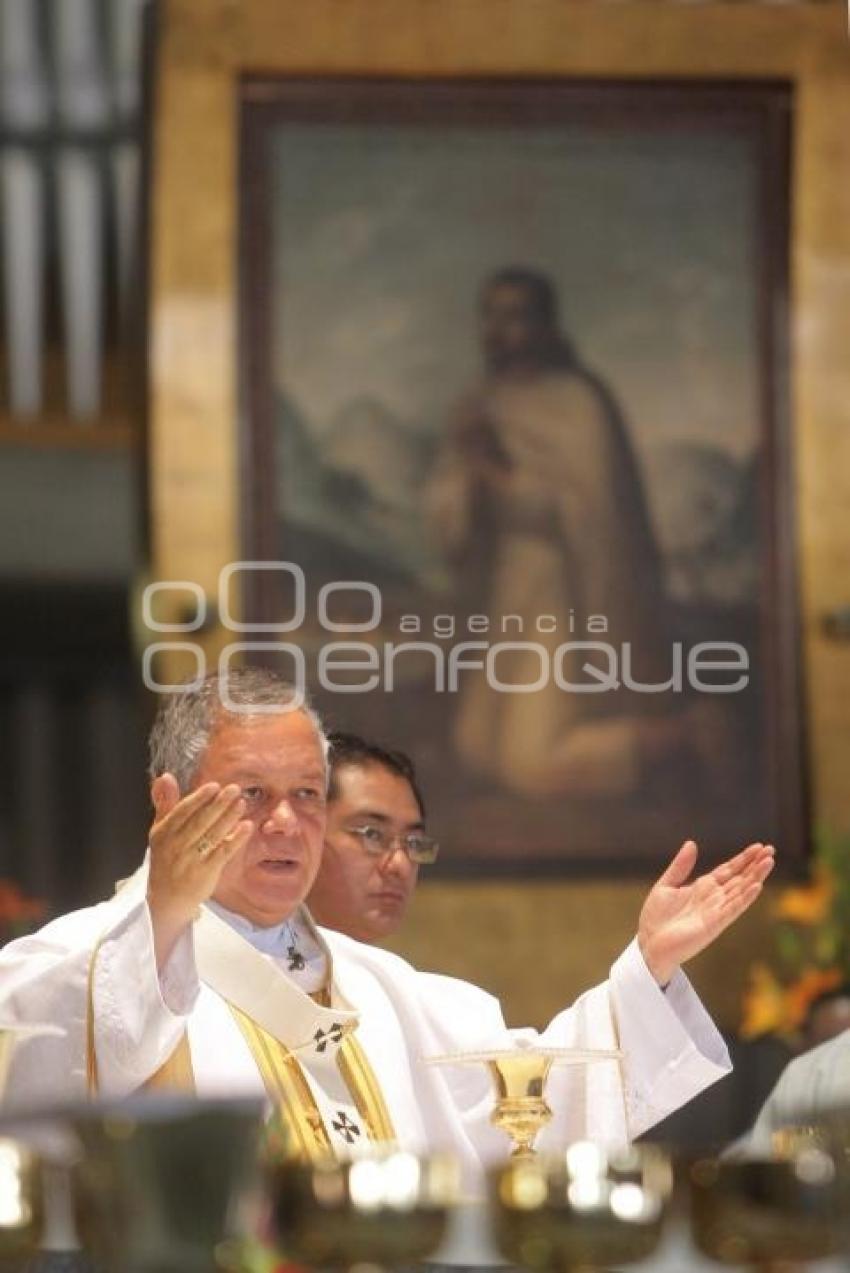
[690,1149,848,1269]
[492,1143,673,1271]
[0,1134,42,1269]
[71,1096,263,1273]
[268,1151,459,1272]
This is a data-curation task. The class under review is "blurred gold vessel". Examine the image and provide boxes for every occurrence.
[0,1028,62,1272]
[268,1151,460,1270]
[0,1137,43,1270]
[690,1151,848,1270]
[492,1142,673,1271]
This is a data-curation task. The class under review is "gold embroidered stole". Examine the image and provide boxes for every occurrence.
[228,1004,396,1161]
[337,1029,397,1144]
[228,1005,330,1159]
[141,1035,195,1092]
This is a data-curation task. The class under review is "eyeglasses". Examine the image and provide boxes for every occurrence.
[346,825,440,865]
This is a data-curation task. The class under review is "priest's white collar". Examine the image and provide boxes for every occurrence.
[204,899,329,991]
[206,898,303,954]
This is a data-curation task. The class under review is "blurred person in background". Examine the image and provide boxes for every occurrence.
[732,988,850,1155]
[797,986,850,1054]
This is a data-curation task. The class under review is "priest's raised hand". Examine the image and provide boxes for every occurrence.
[147,775,253,968]
[637,839,775,987]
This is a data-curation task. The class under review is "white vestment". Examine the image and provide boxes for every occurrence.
[0,865,731,1188]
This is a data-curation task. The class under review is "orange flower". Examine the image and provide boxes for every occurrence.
[774,867,835,926]
[740,963,788,1039]
[783,966,843,1033]
[0,880,46,926]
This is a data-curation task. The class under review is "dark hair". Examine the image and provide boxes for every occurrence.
[327,731,426,819]
[484,266,560,327]
[481,266,578,367]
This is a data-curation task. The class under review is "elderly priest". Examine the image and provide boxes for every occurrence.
[0,670,774,1183]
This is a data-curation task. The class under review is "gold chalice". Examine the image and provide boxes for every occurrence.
[268,1150,460,1270]
[0,1136,43,1269]
[426,1047,623,1158]
[0,1023,67,1271]
[492,1142,673,1271]
[689,1152,848,1271]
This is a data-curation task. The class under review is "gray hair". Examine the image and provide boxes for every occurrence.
[148,667,328,793]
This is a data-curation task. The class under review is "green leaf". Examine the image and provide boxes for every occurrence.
[814,924,840,965]
[776,924,807,970]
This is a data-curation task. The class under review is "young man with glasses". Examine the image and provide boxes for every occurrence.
[308,733,438,943]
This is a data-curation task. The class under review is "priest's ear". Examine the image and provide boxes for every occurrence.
[150,772,181,820]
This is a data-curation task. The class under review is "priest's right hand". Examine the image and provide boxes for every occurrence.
[146,774,253,969]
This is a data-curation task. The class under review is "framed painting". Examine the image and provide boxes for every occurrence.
[237,77,805,877]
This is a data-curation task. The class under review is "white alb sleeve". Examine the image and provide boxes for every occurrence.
[92,899,199,1093]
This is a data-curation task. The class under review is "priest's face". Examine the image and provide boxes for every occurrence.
[308,762,422,942]
[193,710,327,926]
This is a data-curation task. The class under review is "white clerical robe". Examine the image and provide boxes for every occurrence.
[0,865,731,1189]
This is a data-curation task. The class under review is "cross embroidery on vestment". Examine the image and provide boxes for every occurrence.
[314,1022,345,1053]
[331,1111,361,1144]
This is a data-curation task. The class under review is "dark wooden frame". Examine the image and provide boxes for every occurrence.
[237,75,808,878]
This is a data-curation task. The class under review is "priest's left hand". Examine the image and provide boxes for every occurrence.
[637,840,775,986]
